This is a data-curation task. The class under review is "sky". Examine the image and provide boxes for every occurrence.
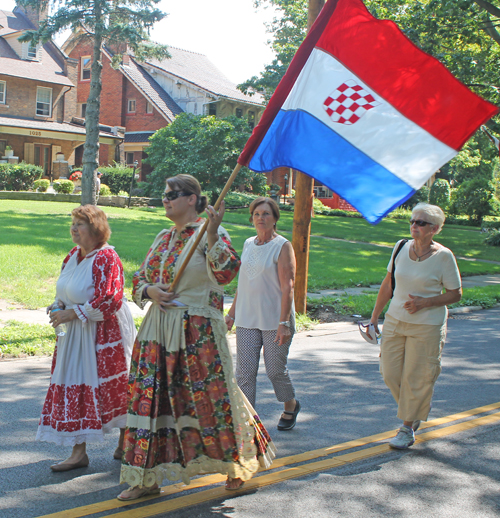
[2,0,278,84]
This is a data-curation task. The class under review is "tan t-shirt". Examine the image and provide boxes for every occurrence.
[386,240,461,325]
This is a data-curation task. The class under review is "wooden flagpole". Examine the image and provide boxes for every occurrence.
[169,163,243,292]
[291,0,325,314]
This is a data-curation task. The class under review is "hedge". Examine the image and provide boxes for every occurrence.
[97,165,136,195]
[0,163,43,191]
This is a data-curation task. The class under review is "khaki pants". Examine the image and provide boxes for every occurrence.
[380,314,447,422]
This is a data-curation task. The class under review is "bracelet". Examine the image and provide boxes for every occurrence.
[279,320,291,328]
[226,315,234,321]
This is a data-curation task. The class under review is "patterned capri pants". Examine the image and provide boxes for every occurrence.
[235,327,295,408]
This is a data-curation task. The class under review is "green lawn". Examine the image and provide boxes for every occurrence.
[0,200,499,309]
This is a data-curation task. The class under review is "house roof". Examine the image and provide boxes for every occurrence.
[119,58,183,122]
[124,132,155,143]
[0,9,73,87]
[142,46,264,107]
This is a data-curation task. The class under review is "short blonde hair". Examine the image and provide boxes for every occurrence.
[412,203,445,234]
[71,205,111,246]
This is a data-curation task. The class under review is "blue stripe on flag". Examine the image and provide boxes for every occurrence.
[249,110,415,224]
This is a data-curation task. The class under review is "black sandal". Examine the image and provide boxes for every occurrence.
[277,400,301,431]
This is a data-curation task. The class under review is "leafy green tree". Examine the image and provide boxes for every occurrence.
[145,114,267,202]
[429,178,451,210]
[18,0,169,205]
[449,176,498,223]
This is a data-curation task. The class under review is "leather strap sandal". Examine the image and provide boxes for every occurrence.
[225,477,245,491]
[277,399,301,431]
[117,485,160,501]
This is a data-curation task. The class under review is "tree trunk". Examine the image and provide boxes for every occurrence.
[291,0,325,314]
[81,3,104,206]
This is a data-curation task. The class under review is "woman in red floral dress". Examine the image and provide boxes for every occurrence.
[38,205,136,472]
[118,175,275,500]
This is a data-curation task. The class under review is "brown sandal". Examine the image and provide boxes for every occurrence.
[225,477,245,491]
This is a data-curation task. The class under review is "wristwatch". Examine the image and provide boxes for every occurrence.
[279,321,291,328]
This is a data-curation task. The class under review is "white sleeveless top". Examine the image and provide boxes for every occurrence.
[235,234,293,331]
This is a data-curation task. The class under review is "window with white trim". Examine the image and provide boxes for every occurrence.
[0,81,5,104]
[146,101,153,114]
[127,99,136,113]
[81,56,91,80]
[36,87,52,117]
[126,152,134,165]
[22,41,40,61]
[28,43,38,59]
[81,103,87,118]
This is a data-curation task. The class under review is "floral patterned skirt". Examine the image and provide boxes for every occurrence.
[120,305,276,488]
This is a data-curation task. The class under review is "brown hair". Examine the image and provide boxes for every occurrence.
[166,174,208,214]
[249,197,280,227]
[71,205,111,246]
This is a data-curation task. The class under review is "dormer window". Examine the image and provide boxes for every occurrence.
[22,41,40,61]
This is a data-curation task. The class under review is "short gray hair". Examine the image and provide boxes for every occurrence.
[412,203,445,234]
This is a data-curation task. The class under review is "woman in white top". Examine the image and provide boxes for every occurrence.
[226,197,300,431]
[369,203,462,450]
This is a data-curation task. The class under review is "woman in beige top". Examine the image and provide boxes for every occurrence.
[226,197,300,431]
[369,203,462,450]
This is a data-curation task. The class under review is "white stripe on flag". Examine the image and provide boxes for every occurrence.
[282,48,457,189]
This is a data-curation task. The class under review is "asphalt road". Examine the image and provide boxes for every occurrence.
[1,307,500,518]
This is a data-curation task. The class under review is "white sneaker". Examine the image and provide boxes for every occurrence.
[389,426,415,449]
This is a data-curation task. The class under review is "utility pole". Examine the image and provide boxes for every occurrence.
[291,0,325,314]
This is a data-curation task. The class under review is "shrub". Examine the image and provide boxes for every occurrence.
[429,179,451,210]
[0,163,43,191]
[99,184,112,196]
[484,229,500,246]
[69,171,82,182]
[53,179,75,194]
[118,190,129,197]
[136,181,153,197]
[99,164,135,195]
[33,179,50,192]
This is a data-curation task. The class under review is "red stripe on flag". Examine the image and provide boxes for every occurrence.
[318,0,497,150]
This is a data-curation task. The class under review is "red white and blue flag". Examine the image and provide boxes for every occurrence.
[238,0,498,224]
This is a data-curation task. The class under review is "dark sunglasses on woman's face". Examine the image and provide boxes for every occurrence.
[163,190,191,201]
[409,219,432,227]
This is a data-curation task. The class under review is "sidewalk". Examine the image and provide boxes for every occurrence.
[1,274,499,326]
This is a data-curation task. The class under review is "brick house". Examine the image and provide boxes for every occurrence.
[62,34,266,180]
[0,5,123,179]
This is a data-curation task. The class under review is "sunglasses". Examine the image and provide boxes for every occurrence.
[409,219,432,227]
[163,190,191,201]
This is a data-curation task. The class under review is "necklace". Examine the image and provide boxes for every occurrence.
[413,243,433,262]
[255,233,277,246]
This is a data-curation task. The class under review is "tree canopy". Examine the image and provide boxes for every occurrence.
[145,114,268,202]
[18,0,169,205]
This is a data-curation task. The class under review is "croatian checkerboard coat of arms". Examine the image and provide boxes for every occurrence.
[323,80,381,125]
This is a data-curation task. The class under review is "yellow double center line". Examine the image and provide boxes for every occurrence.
[39,402,500,518]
